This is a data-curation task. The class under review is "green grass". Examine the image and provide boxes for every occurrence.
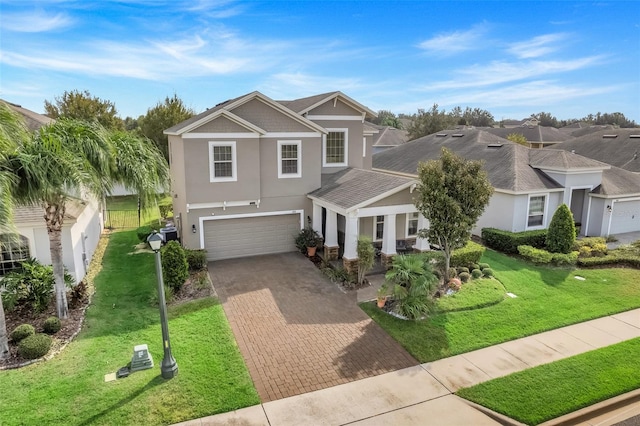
[436,278,506,312]
[361,249,640,362]
[457,338,640,425]
[105,194,172,227]
[0,230,259,425]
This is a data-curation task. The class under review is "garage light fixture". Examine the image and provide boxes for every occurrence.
[192,224,197,234]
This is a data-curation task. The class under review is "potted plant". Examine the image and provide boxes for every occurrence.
[377,283,389,308]
[295,226,322,257]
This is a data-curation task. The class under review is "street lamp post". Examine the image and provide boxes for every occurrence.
[147,231,178,379]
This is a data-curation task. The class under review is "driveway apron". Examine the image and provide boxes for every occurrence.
[209,252,418,402]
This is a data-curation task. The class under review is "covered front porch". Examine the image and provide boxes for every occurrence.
[307,168,430,272]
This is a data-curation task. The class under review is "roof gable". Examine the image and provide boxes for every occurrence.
[279,92,376,120]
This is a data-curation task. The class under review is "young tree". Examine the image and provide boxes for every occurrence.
[414,148,493,280]
[507,133,529,147]
[44,90,124,130]
[356,236,375,285]
[9,119,170,319]
[408,104,455,139]
[139,94,195,163]
[546,204,576,254]
[462,107,494,127]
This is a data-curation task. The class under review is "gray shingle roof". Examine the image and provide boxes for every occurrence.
[3,100,53,131]
[367,122,409,147]
[373,129,563,192]
[164,93,247,134]
[593,167,640,196]
[308,168,413,210]
[553,128,640,173]
[13,199,86,224]
[528,149,610,170]
[277,92,339,114]
[484,126,573,144]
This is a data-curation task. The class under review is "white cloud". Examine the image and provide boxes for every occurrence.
[506,33,569,58]
[417,23,489,55]
[261,73,365,99]
[2,10,74,33]
[421,56,606,91]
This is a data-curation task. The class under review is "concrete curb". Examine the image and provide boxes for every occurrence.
[540,388,640,426]
[460,398,527,426]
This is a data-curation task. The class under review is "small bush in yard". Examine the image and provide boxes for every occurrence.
[161,241,189,292]
[471,269,483,279]
[457,266,469,274]
[459,272,471,283]
[579,246,593,258]
[136,225,153,242]
[450,241,485,267]
[185,249,207,271]
[43,317,62,334]
[69,281,89,309]
[11,324,35,342]
[481,228,547,254]
[518,245,553,263]
[483,268,494,278]
[546,204,576,254]
[18,333,52,360]
[448,267,458,280]
[591,243,608,257]
[479,263,490,270]
[471,263,480,271]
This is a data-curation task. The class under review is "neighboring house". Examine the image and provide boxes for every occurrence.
[559,122,615,137]
[484,125,573,148]
[554,128,640,173]
[367,122,409,154]
[373,129,640,238]
[0,102,103,283]
[498,117,540,128]
[165,92,640,269]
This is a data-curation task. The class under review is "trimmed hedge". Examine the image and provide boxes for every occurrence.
[11,324,35,343]
[450,241,486,267]
[18,333,52,360]
[185,249,207,271]
[43,317,62,334]
[577,254,640,268]
[518,245,578,266]
[482,228,547,254]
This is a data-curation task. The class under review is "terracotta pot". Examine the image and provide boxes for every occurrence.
[307,246,317,257]
[377,297,386,308]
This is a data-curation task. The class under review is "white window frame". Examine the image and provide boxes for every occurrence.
[208,141,237,182]
[0,234,30,277]
[277,140,302,178]
[406,212,419,237]
[323,128,348,167]
[374,215,384,241]
[527,194,547,229]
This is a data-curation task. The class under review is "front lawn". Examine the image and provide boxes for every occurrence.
[457,338,640,425]
[0,230,259,425]
[361,249,640,362]
[105,194,171,227]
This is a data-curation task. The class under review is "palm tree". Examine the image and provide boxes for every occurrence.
[0,102,31,359]
[8,114,170,319]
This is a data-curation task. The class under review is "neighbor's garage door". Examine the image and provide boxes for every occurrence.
[610,200,640,235]
[204,214,301,261]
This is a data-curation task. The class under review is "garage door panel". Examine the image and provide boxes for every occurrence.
[204,214,301,261]
[610,201,640,235]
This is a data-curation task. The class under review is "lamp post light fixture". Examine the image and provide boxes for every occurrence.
[147,231,178,379]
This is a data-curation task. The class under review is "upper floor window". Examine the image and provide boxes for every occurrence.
[375,215,384,241]
[407,212,419,237]
[323,129,348,167]
[209,141,237,182]
[278,140,301,178]
[528,195,546,227]
[0,234,30,277]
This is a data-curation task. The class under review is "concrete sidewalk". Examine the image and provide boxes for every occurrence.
[175,308,640,426]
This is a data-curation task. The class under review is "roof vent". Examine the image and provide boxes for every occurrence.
[452,133,464,137]
[436,133,447,137]
[603,134,618,138]
[630,135,640,138]
[487,143,503,148]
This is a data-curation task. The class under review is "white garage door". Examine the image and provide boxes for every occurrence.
[610,200,640,235]
[203,214,301,261]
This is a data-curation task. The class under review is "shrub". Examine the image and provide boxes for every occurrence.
[0,259,69,312]
[11,324,35,342]
[161,241,189,292]
[482,268,494,277]
[518,245,553,263]
[459,272,471,283]
[478,263,490,270]
[149,284,174,306]
[577,252,640,268]
[18,333,52,360]
[457,267,470,274]
[551,251,579,266]
[387,255,439,320]
[450,241,485,267]
[591,243,608,257]
[546,204,576,253]
[578,246,593,258]
[136,225,153,242]
[448,267,458,280]
[185,249,207,271]
[43,317,62,334]
[574,237,607,250]
[481,228,547,254]
[470,263,480,271]
[69,281,89,309]
[471,269,483,279]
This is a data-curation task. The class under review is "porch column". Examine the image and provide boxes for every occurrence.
[312,202,323,238]
[324,209,339,260]
[343,213,359,259]
[414,215,430,251]
[381,214,397,256]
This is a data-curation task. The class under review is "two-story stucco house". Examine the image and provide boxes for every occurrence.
[166,92,640,268]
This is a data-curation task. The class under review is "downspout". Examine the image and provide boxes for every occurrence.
[606,200,617,237]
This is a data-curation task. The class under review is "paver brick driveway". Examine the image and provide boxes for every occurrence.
[210,252,418,402]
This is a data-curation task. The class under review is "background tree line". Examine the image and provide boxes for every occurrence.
[370,104,638,140]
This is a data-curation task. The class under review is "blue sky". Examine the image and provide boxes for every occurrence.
[1,1,639,122]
